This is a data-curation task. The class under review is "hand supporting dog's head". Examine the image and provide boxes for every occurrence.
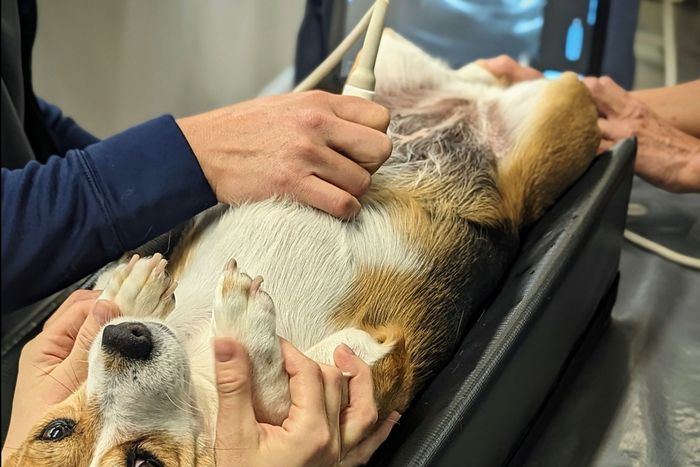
[7,318,214,467]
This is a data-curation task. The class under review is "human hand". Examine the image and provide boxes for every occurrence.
[583,76,700,193]
[479,55,543,83]
[213,337,400,466]
[176,91,393,219]
[1,291,121,462]
[332,344,401,466]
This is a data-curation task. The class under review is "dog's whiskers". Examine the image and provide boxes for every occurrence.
[165,391,201,417]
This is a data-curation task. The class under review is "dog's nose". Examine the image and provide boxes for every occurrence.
[101,322,153,360]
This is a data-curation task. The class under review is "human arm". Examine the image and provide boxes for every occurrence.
[1,292,121,462]
[583,76,700,193]
[2,91,391,312]
[630,80,700,138]
[213,337,400,466]
[1,115,217,312]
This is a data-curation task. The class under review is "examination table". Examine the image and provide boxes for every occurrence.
[1,140,636,466]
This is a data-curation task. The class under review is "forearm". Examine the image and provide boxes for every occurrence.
[631,80,700,137]
[1,115,216,312]
[634,124,700,193]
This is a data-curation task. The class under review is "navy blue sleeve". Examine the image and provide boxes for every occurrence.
[1,115,217,312]
[37,97,99,152]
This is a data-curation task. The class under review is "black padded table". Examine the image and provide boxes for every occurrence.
[1,140,636,464]
[370,139,636,466]
[523,176,700,467]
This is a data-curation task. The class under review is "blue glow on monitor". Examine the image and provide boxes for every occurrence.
[543,70,563,79]
[565,18,584,61]
[587,0,599,25]
[543,70,585,80]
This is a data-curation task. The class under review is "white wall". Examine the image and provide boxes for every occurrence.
[33,0,305,138]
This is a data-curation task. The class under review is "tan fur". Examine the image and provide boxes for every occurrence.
[498,72,601,226]
[332,74,600,415]
[98,434,211,467]
[6,385,213,466]
[6,387,98,467]
[331,263,468,417]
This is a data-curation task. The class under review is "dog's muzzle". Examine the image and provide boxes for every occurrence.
[102,322,153,360]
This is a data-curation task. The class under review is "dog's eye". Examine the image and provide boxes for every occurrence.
[131,448,165,467]
[134,460,164,467]
[38,419,75,442]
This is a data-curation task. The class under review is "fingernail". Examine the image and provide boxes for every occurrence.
[214,340,236,362]
[388,412,402,423]
[338,343,355,356]
[92,300,114,326]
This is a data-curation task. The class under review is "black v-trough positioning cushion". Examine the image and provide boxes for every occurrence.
[370,138,635,466]
[1,139,636,465]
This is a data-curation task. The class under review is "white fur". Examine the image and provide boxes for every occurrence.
[168,199,422,352]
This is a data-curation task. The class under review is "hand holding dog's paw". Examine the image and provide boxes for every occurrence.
[213,337,341,466]
[211,337,398,467]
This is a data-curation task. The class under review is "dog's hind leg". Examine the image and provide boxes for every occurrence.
[496,73,601,228]
[211,258,291,425]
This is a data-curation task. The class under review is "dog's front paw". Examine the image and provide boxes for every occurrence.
[99,253,176,318]
[212,259,289,424]
[211,259,276,340]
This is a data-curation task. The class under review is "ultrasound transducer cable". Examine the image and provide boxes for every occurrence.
[293,0,389,100]
[624,228,700,270]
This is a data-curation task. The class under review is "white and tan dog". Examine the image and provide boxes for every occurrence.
[8,30,599,466]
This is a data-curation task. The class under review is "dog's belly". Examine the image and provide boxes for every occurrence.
[167,198,423,351]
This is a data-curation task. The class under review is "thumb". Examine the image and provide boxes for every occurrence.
[73,300,121,356]
[59,300,121,388]
[213,337,258,450]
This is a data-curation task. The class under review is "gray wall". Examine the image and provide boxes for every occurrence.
[33,0,305,138]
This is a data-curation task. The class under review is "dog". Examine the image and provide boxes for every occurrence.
[7,30,599,466]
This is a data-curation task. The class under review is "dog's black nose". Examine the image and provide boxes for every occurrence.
[101,322,153,360]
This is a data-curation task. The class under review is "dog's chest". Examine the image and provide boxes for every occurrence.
[167,200,422,350]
